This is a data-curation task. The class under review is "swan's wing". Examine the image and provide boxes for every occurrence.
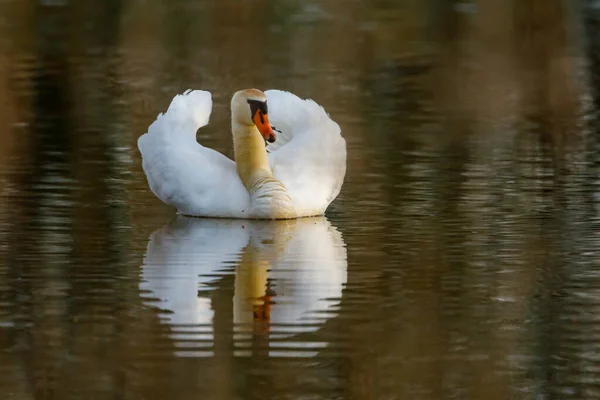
[265,90,347,215]
[138,90,249,217]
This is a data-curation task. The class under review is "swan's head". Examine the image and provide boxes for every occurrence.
[231,89,276,143]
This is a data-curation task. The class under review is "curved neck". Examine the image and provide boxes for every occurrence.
[232,122,272,193]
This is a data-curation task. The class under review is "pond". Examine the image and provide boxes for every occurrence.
[1,1,600,399]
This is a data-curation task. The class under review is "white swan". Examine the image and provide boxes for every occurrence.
[138,89,346,219]
[140,216,347,357]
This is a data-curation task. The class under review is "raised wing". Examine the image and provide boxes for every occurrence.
[265,90,346,216]
[138,90,249,217]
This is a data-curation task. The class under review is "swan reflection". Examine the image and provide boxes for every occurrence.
[140,216,347,357]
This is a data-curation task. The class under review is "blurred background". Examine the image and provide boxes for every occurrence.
[1,0,600,399]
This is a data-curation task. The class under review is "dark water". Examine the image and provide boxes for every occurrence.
[2,0,600,399]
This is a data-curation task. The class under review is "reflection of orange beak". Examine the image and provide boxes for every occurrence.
[252,111,276,143]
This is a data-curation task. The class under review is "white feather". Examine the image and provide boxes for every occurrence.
[138,89,346,218]
[138,89,250,217]
[266,90,347,214]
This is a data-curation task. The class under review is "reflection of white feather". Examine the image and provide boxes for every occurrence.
[139,216,347,357]
[140,218,248,327]
[268,221,347,331]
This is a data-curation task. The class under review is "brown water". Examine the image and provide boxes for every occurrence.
[1,0,600,399]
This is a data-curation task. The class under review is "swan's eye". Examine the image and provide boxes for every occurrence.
[247,99,268,120]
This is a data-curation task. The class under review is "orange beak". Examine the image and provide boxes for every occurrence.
[252,110,276,143]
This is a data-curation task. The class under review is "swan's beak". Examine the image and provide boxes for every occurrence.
[253,111,276,143]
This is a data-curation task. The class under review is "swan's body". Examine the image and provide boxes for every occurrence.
[138,89,346,219]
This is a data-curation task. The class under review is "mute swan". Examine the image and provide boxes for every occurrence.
[138,89,346,219]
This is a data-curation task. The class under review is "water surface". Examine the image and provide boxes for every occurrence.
[1,0,600,399]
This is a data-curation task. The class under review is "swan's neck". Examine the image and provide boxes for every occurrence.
[232,122,272,193]
[232,122,295,219]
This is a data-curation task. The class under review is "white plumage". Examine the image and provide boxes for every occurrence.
[138,89,346,219]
